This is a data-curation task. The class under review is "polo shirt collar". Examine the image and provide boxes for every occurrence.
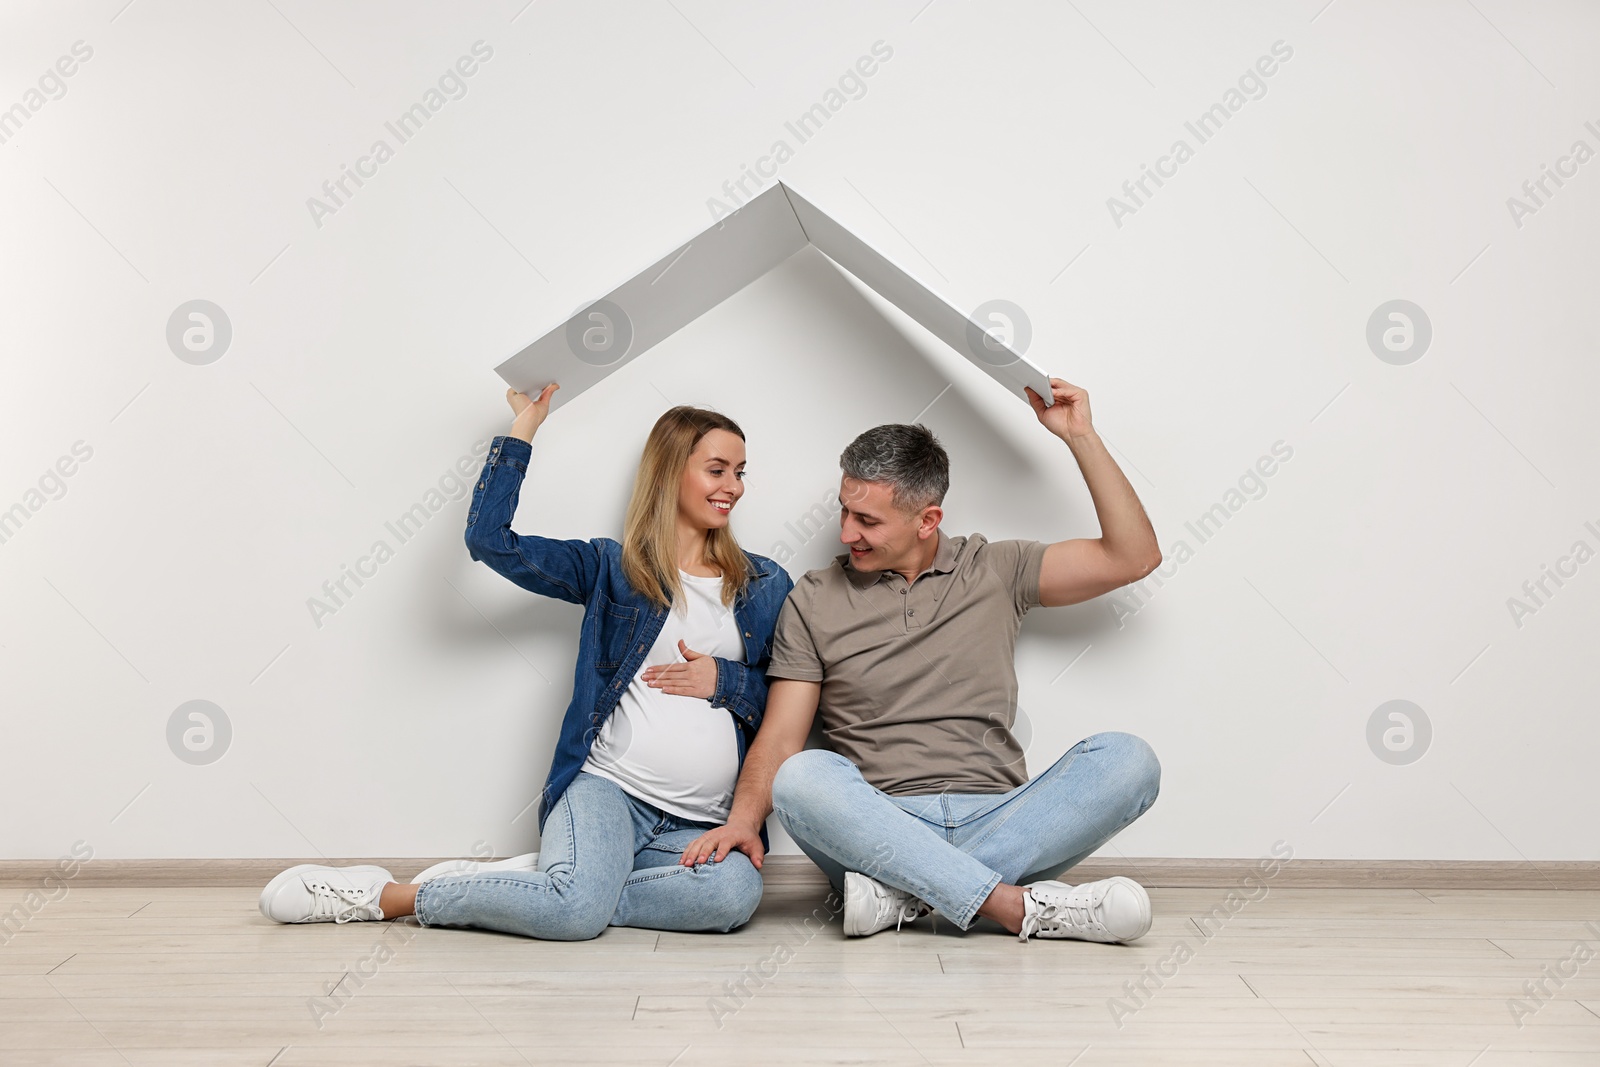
[843,529,958,587]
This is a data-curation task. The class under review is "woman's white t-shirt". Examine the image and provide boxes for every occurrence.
[580,570,745,824]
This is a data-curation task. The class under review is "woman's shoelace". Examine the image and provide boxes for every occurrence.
[307,880,383,923]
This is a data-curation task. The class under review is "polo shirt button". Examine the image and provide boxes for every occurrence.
[908,609,915,616]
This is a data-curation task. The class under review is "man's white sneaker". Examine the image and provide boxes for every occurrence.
[259,864,393,924]
[1018,876,1152,944]
[410,852,540,884]
[843,871,933,937]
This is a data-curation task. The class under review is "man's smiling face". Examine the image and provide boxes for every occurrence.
[837,476,936,573]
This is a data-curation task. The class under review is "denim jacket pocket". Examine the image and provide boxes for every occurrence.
[593,595,639,670]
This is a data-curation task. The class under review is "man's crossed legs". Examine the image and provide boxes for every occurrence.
[770,732,1160,940]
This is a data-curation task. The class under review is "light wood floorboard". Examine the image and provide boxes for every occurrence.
[2,882,1599,1064]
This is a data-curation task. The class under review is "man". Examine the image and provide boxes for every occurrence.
[680,377,1163,942]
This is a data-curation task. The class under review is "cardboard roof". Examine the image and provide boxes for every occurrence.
[494,181,1051,413]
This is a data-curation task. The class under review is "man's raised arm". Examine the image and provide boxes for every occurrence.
[678,679,822,869]
[1025,377,1163,608]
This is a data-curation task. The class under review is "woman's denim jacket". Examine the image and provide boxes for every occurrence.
[464,435,794,839]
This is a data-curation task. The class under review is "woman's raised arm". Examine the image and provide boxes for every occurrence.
[464,384,603,605]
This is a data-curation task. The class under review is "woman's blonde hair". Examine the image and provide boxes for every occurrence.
[621,406,752,611]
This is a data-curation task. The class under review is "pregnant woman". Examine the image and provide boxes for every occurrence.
[260,384,793,938]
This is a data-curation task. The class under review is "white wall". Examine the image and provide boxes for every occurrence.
[3,0,1596,862]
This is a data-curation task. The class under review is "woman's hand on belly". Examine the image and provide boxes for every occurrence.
[640,640,717,700]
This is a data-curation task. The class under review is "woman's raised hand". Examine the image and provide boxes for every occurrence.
[506,382,558,443]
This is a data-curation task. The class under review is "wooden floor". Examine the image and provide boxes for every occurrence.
[4,876,1600,1066]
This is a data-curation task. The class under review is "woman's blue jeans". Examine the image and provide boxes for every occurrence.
[413,772,763,940]
[771,732,1162,930]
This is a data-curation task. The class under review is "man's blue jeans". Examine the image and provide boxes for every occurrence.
[771,732,1161,930]
[414,772,763,939]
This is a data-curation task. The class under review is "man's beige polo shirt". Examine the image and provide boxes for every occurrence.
[766,529,1048,797]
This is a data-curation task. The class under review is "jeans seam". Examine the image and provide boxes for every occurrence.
[936,776,1026,829]
[892,794,948,827]
[954,869,1003,930]
[623,865,699,886]
[414,883,431,926]
[961,741,1088,856]
[437,875,554,888]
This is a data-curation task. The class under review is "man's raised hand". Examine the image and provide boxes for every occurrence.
[1025,377,1095,440]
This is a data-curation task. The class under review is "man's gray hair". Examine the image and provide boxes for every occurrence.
[839,423,950,513]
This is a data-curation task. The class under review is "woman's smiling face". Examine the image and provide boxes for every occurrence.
[678,428,746,531]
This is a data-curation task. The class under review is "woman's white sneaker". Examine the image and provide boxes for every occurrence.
[259,864,393,924]
[1018,876,1152,943]
[410,852,540,884]
[843,871,933,936]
